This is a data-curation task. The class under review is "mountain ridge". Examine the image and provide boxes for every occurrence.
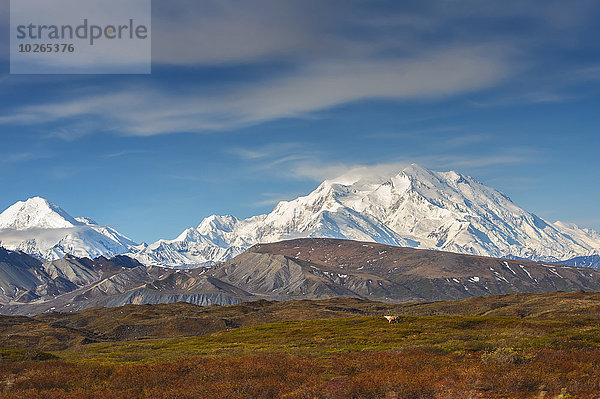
[0,197,138,261]
[3,237,600,316]
[1,165,598,267]
[132,164,600,267]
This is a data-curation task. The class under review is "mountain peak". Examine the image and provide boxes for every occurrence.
[133,164,600,267]
[0,197,79,230]
[400,163,445,182]
[325,163,439,188]
[0,197,138,260]
[197,215,239,234]
[402,163,430,174]
[325,164,421,187]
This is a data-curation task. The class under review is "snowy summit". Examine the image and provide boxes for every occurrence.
[0,197,137,260]
[132,164,600,267]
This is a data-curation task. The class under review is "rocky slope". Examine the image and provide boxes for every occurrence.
[212,238,600,302]
[0,255,253,316]
[3,238,600,315]
[0,248,144,307]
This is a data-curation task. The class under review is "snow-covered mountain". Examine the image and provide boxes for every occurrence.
[0,197,138,260]
[4,165,598,268]
[133,164,600,267]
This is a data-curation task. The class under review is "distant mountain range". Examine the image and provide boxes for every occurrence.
[1,165,598,267]
[0,197,139,260]
[135,164,600,267]
[2,238,600,315]
[0,246,250,315]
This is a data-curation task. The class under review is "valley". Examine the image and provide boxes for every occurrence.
[1,291,600,397]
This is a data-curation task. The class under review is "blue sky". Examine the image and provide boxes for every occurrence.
[0,0,599,243]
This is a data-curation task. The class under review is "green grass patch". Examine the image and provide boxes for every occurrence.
[57,314,600,363]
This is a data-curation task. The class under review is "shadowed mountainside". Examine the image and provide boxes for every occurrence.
[3,238,600,315]
[211,238,600,302]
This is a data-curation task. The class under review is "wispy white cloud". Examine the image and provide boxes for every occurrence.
[574,65,600,81]
[151,0,337,65]
[432,153,537,169]
[249,192,307,207]
[245,148,540,183]
[0,152,51,164]
[290,161,412,183]
[229,143,305,160]
[147,0,598,67]
[104,149,150,158]
[0,46,515,137]
[363,126,464,140]
[1,0,598,138]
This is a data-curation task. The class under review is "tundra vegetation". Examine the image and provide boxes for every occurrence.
[1,291,600,398]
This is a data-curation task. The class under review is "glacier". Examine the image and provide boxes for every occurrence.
[132,164,600,267]
[0,197,138,260]
[1,165,598,267]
